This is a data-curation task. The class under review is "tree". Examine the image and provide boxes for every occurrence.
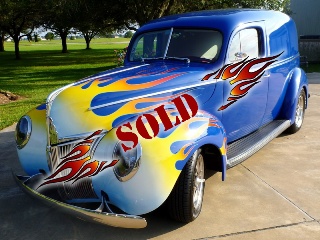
[43,0,78,53]
[73,0,117,50]
[27,34,33,42]
[45,32,55,41]
[0,0,44,59]
[34,33,41,42]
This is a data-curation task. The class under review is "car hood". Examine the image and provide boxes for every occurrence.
[48,62,218,137]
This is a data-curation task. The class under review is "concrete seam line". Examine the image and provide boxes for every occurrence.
[195,220,317,240]
[240,164,316,221]
[270,141,320,145]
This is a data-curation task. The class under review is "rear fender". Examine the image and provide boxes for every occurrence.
[278,67,308,123]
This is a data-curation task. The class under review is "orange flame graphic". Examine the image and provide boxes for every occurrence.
[202,52,283,110]
[208,118,220,128]
[80,67,184,92]
[38,130,118,188]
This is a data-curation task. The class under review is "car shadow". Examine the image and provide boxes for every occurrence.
[0,128,219,239]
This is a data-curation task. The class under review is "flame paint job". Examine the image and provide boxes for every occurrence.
[203,53,283,110]
[16,9,308,218]
[38,130,118,188]
[91,111,226,214]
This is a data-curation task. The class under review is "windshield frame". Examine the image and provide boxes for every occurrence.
[128,27,223,64]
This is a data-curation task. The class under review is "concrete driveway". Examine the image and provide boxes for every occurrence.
[1,73,320,240]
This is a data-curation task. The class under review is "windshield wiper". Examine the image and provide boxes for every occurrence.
[164,56,190,63]
[141,57,164,63]
[140,56,191,64]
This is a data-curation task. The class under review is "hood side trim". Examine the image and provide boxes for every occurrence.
[89,79,217,111]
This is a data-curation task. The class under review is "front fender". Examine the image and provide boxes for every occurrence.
[91,110,227,215]
[16,104,49,176]
[278,67,308,123]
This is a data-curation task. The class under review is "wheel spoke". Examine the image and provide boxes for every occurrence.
[295,94,304,127]
[193,154,205,216]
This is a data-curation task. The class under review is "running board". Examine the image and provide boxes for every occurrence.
[226,120,291,168]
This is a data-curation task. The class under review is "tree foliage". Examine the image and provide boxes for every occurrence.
[72,0,116,50]
[110,0,290,30]
[108,0,177,30]
[0,0,44,59]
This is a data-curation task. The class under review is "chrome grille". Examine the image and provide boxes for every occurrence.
[48,132,106,200]
[58,179,97,200]
[50,146,59,170]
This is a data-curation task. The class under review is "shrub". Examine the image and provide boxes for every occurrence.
[45,32,54,41]
[114,47,128,66]
[124,31,133,38]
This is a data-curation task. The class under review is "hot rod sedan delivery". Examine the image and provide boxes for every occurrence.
[14,9,308,228]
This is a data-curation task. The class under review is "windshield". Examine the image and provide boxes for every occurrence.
[129,28,223,63]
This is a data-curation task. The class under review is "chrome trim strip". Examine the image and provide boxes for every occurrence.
[89,79,217,110]
[45,83,73,170]
[267,54,299,69]
[78,64,150,83]
[14,173,147,229]
[163,27,173,57]
[56,130,107,146]
[89,53,296,111]
[45,64,149,143]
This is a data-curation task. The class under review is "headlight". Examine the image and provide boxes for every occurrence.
[113,142,142,182]
[15,115,32,149]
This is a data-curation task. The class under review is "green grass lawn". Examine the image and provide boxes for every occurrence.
[0,38,129,130]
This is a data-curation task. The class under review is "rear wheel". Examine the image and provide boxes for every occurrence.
[167,149,205,222]
[286,89,306,134]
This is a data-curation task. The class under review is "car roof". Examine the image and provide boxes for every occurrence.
[138,9,289,33]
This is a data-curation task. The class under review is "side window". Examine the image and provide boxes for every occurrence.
[228,28,259,62]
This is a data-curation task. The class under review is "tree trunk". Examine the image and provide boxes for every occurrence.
[61,33,68,53]
[13,36,20,60]
[85,36,91,50]
[0,35,4,52]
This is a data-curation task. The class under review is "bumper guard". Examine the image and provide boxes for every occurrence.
[14,173,147,228]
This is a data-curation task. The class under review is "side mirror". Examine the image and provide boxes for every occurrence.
[234,52,247,59]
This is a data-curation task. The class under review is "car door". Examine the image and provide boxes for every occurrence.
[221,24,269,142]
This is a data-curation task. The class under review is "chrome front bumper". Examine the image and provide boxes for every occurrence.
[14,173,147,228]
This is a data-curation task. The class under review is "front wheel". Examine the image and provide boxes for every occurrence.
[166,149,205,223]
[286,89,306,134]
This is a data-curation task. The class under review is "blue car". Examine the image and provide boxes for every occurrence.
[15,9,308,228]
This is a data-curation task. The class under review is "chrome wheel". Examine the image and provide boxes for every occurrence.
[192,154,205,218]
[167,149,206,223]
[295,94,305,128]
[286,89,306,134]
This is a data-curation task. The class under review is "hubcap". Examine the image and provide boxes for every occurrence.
[193,155,205,217]
[295,94,305,128]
